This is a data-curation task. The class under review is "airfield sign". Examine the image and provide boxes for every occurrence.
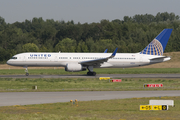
[144,84,163,88]
[140,105,168,110]
[140,105,153,110]
[153,105,162,110]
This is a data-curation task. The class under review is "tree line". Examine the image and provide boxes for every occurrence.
[0,12,180,63]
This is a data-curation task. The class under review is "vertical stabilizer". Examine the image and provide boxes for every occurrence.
[140,29,173,56]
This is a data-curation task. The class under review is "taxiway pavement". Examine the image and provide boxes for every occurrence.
[0,74,180,78]
[0,91,180,106]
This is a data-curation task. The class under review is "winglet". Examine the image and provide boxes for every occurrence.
[110,48,118,58]
[104,49,108,53]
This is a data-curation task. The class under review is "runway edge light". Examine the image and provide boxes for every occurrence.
[75,99,78,106]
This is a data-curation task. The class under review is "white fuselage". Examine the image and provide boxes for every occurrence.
[7,52,170,68]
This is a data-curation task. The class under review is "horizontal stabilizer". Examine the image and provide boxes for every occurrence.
[149,56,171,60]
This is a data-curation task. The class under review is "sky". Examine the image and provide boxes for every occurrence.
[0,0,180,24]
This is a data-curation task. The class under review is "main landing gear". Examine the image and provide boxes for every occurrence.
[87,66,96,76]
[87,71,96,76]
[25,67,29,76]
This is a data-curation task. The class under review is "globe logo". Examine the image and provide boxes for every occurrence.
[140,39,163,56]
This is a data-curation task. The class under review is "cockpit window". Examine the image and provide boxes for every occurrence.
[11,57,17,59]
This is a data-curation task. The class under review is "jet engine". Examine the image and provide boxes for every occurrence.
[65,63,86,72]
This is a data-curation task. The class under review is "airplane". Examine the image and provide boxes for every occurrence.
[7,28,173,76]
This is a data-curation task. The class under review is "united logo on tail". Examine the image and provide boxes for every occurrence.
[140,39,163,55]
[140,29,173,56]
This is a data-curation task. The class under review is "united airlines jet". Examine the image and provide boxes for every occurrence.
[7,29,173,76]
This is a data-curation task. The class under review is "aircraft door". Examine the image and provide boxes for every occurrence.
[140,55,143,63]
[23,56,26,61]
[54,56,58,62]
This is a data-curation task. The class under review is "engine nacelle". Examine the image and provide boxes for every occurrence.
[65,63,86,72]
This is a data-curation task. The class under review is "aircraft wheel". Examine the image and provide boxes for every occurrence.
[92,72,96,76]
[87,72,96,76]
[26,73,29,76]
[87,72,90,75]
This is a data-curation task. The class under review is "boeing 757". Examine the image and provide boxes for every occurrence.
[7,29,173,76]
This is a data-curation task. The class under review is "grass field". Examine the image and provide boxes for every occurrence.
[1,68,180,75]
[0,78,180,92]
[0,96,179,120]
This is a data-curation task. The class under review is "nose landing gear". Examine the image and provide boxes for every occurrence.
[25,67,29,76]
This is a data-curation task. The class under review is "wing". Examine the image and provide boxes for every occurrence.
[79,48,118,66]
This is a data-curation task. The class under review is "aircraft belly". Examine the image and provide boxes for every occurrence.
[8,61,66,67]
[100,62,113,68]
[106,62,150,68]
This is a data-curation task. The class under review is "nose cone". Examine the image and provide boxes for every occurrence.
[7,60,12,65]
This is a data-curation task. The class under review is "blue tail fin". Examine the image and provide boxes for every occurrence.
[140,29,173,56]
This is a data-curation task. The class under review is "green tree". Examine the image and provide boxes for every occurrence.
[55,38,76,52]
[85,38,96,52]
[0,47,11,62]
[22,43,39,52]
[76,41,88,52]
[0,16,6,31]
